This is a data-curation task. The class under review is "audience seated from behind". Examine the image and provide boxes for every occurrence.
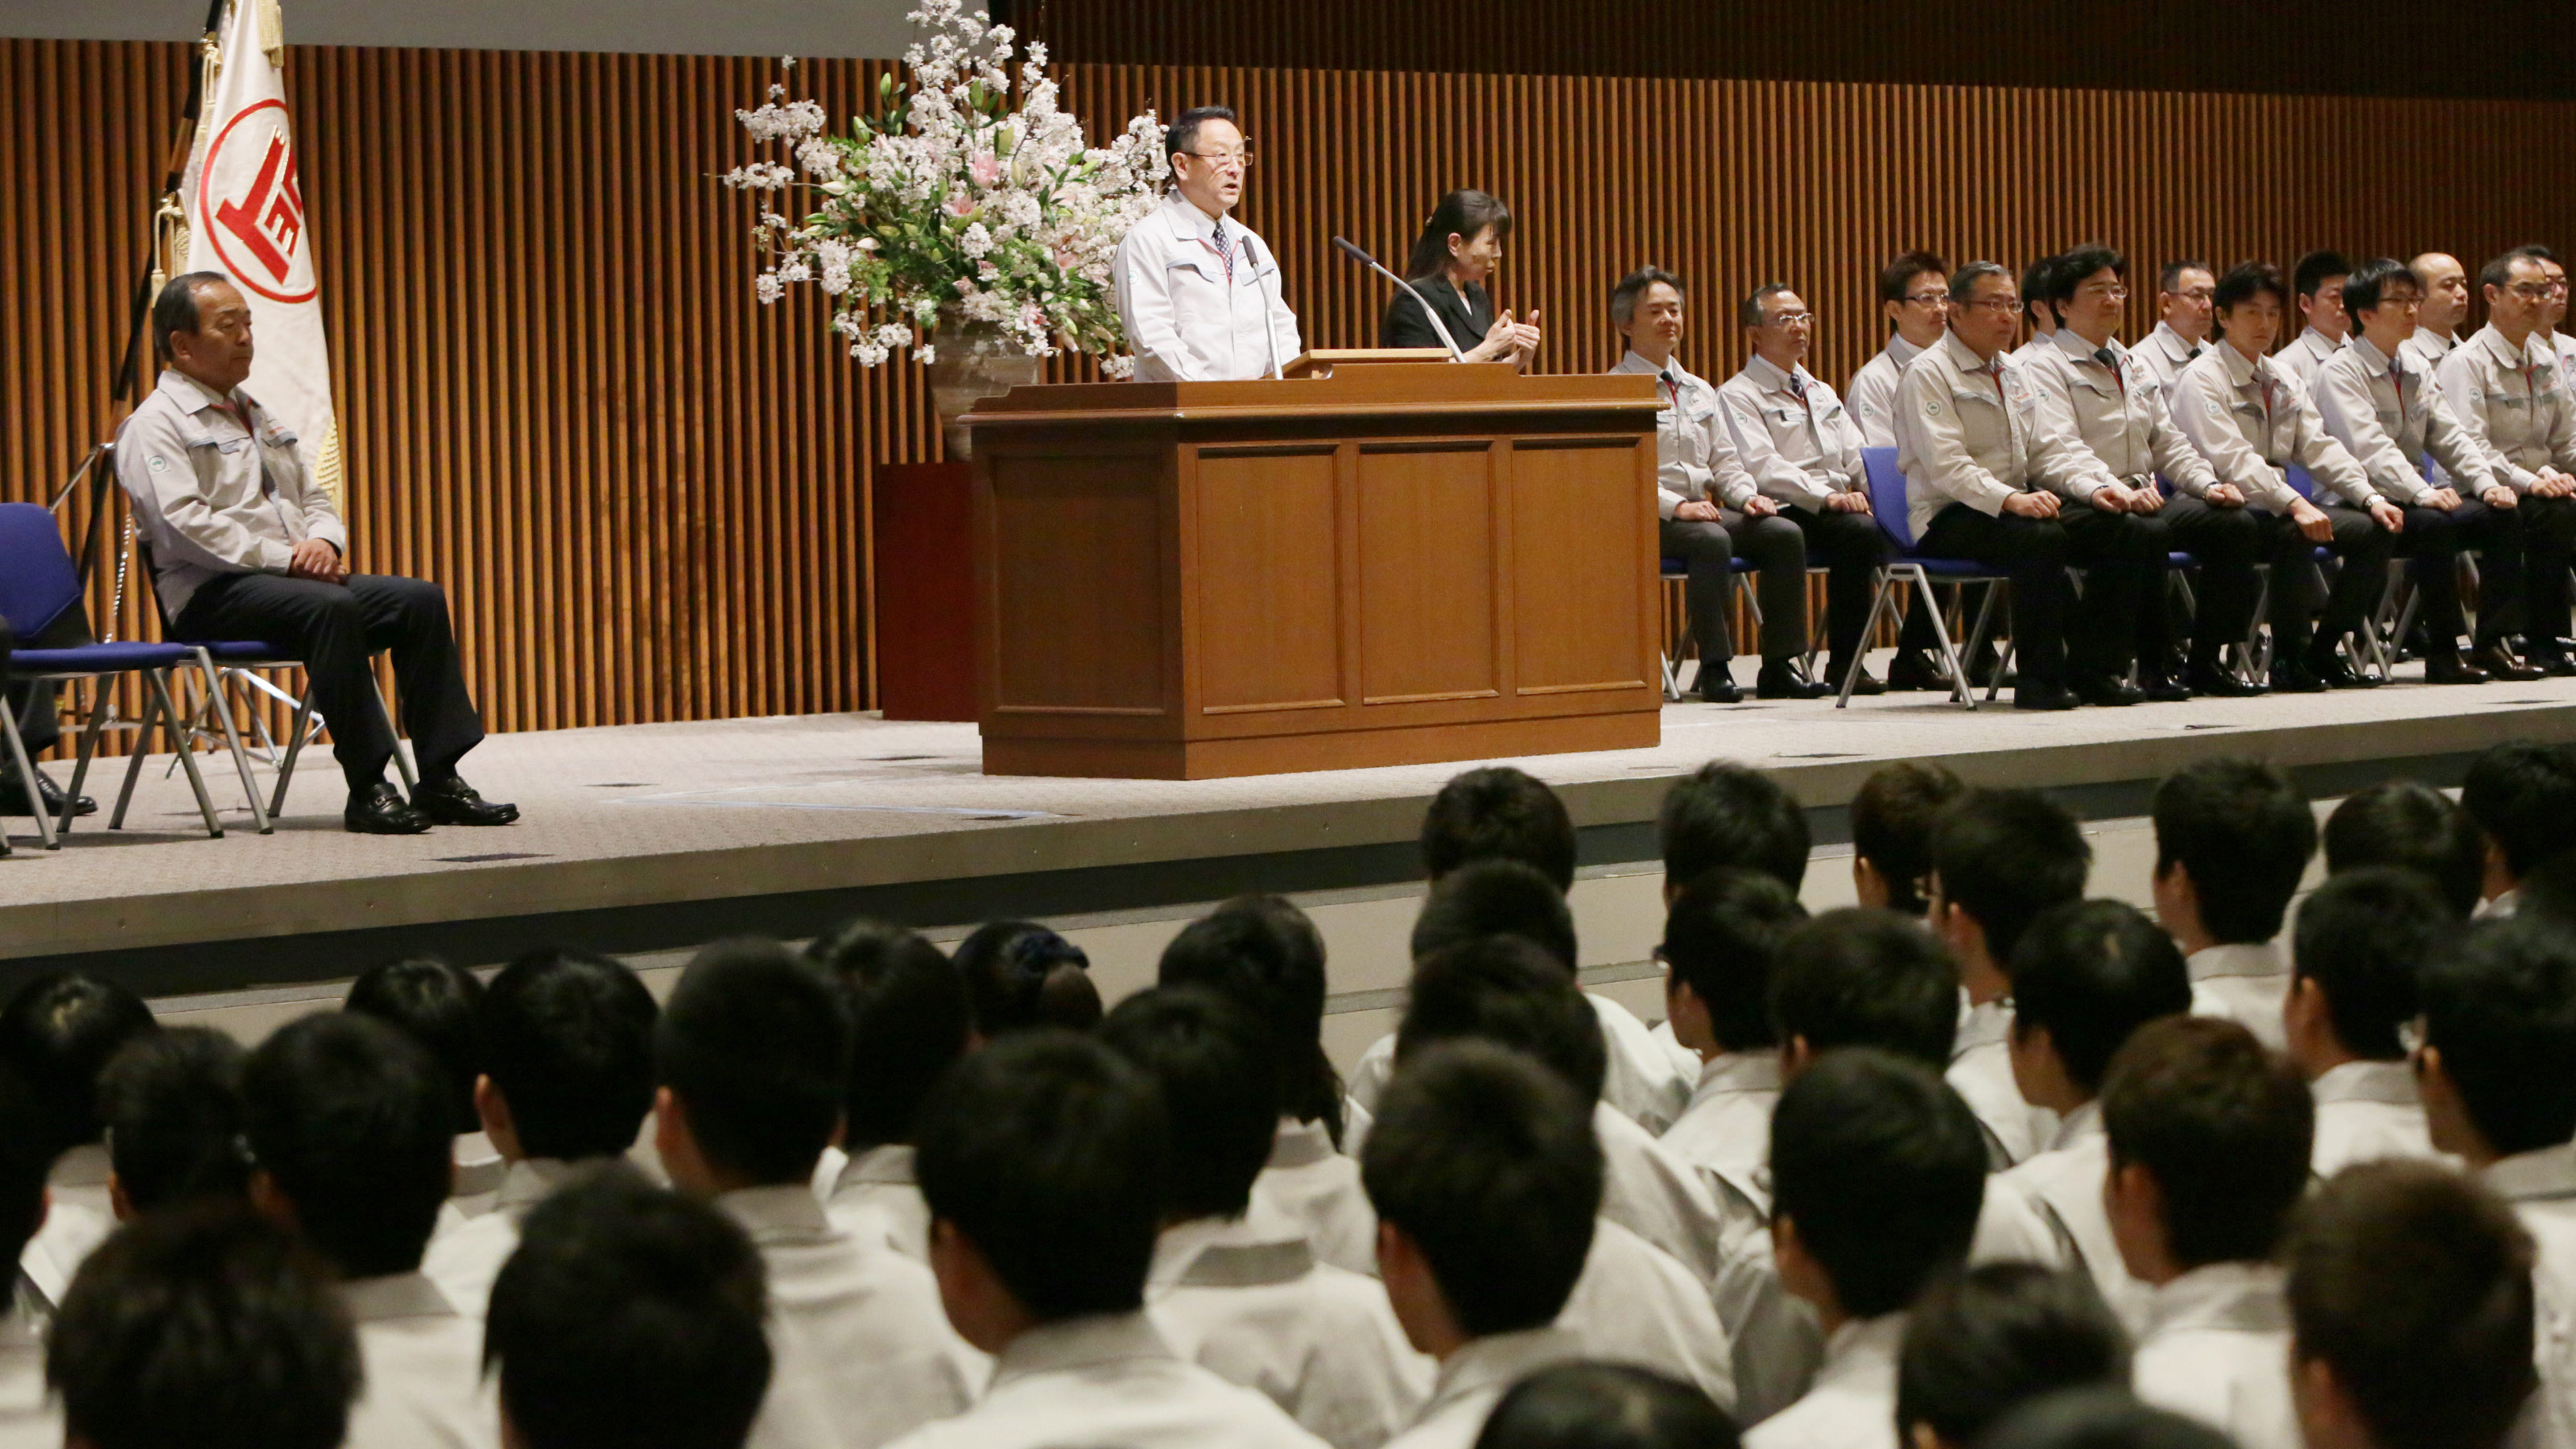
[2150,758,2316,1051]
[1895,1263,2131,1449]
[485,1167,774,1449]
[1393,937,1733,1408]
[1979,900,2193,1326]
[1744,1048,1988,1449]
[0,1069,54,1449]
[2415,915,2576,1443]
[1471,1363,1739,1449]
[1929,789,2091,1166]
[2285,869,2452,1175]
[2101,1017,2314,1449]
[1647,762,1818,1086]
[2319,780,2485,920]
[1160,895,1376,1278]
[951,921,1103,1038]
[1849,762,1965,919]
[1654,867,1806,1239]
[887,1031,1331,1449]
[0,971,158,1311]
[419,947,658,1317]
[346,956,504,1214]
[1348,766,1690,1133]
[806,919,971,1265]
[2287,1161,2538,1449]
[654,939,980,1449]
[1100,987,1430,1449]
[1365,1041,1597,1449]
[45,1206,360,1449]
[1973,1387,2235,1449]
[2460,741,2576,919]
[242,1012,499,1449]
[97,1026,251,1218]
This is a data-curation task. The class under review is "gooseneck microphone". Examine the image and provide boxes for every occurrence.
[1331,236,1467,361]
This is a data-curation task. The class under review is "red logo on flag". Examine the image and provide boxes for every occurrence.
[200,99,316,304]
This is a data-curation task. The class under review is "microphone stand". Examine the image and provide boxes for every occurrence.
[1331,237,1466,361]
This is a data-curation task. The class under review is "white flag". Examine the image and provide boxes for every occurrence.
[180,0,344,506]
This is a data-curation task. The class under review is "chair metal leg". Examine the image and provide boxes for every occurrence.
[149,671,224,840]
[1920,572,1979,710]
[0,700,47,852]
[190,650,269,833]
[1836,573,1897,708]
[1963,584,2008,705]
[381,686,418,792]
[270,690,316,820]
[109,681,163,831]
[60,680,115,844]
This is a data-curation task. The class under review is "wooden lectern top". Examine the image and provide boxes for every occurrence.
[1278,347,1451,378]
[958,362,1663,432]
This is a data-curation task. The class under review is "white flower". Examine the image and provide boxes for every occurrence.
[876,323,913,349]
[1100,354,1137,379]
[959,222,993,258]
[852,341,890,365]
[754,273,784,303]
[855,236,879,252]
[915,345,937,365]
[781,54,795,68]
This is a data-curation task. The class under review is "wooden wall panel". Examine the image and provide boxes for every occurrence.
[10,39,2576,745]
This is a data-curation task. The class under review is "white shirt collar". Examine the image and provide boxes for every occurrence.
[717,1183,837,1243]
[2046,1099,2104,1153]
[835,1142,920,1190]
[1413,1327,1585,1427]
[2188,940,2285,985]
[1814,1311,1908,1391]
[47,1145,109,1191]
[494,1158,581,1215]
[337,1272,462,1324]
[1148,1207,1313,1290]
[2311,1059,2417,1108]
[2144,1261,2289,1338]
[1744,353,1806,394]
[1690,1051,1780,1100]
[989,1311,1179,1391]
[1265,1117,1339,1170]
[2483,1141,2576,1203]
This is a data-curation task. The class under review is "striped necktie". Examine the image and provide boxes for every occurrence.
[1211,218,1235,283]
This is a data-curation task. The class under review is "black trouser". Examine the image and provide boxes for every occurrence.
[2516,493,2576,647]
[2,604,76,757]
[2139,493,2264,668]
[1912,502,2158,684]
[2396,497,2516,648]
[1662,510,1808,665]
[1786,504,1888,666]
[2253,503,2393,654]
[173,573,485,790]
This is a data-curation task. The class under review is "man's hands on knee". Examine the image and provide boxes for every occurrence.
[287,539,348,584]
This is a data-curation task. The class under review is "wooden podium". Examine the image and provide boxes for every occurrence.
[962,363,1665,779]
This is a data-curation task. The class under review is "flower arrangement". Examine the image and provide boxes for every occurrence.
[724,0,1166,378]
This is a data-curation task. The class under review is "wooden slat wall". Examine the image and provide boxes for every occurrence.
[10,40,2576,742]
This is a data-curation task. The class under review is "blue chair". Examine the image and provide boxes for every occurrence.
[1840,449,2015,708]
[0,503,224,849]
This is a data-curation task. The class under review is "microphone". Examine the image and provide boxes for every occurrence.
[1331,236,1466,361]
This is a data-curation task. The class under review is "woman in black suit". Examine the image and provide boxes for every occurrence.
[1380,189,1542,367]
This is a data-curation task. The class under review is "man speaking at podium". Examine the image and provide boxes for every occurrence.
[1113,105,1302,382]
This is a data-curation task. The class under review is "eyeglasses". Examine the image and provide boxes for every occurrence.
[2505,283,2554,301]
[1904,291,1947,307]
[2076,284,2129,301]
[1763,312,1814,327]
[1184,147,1255,169]
[1963,295,2021,314]
[2169,288,2216,303]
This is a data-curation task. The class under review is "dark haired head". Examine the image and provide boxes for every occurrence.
[1769,908,1960,1069]
[2292,868,2450,1062]
[1659,761,1810,893]
[2343,257,2420,321]
[807,920,968,1152]
[2212,262,2290,336]
[1662,867,1806,1054]
[1421,766,1578,890]
[1099,987,1278,1222]
[656,939,850,1187]
[0,1067,48,1264]
[1769,1048,1987,1319]
[1880,250,1951,308]
[243,1013,455,1278]
[2481,250,2542,295]
[0,970,159,1158]
[1157,894,1343,1136]
[1933,789,2091,964]
[2152,759,2314,945]
[1853,762,1967,914]
[2101,1017,2313,1269]
[345,956,485,1136]
[150,270,232,363]
[1949,261,2013,308]
[2418,915,2576,1158]
[1897,1263,2132,1449]
[1975,1387,2237,1449]
[2461,741,2576,884]
[2289,1162,2536,1449]
[1410,859,1579,972]
[2051,246,2125,307]
[1397,935,1609,1106]
[1612,266,1684,332]
[1406,190,1516,283]
[915,1030,1167,1321]
[2295,250,2353,300]
[1473,1362,1740,1449]
[2021,255,2065,326]
[100,1026,251,1213]
[2158,260,2210,294]
[1740,283,1798,329]
[479,948,658,1163]
[47,1205,359,1449]
[2322,780,2483,919]
[488,1168,773,1449]
[954,921,1102,1036]
[2008,900,2193,1096]
[1162,105,1239,172]
[1362,1041,1600,1336]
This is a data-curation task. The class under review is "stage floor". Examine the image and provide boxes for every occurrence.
[6,658,2574,990]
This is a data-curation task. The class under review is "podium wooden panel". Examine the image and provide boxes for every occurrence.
[964,364,1663,779]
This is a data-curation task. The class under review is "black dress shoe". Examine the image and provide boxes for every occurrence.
[346,781,434,835]
[1830,660,1888,696]
[2070,675,2144,707]
[412,778,521,826]
[2136,671,2195,703]
[2424,649,2492,685]
[2471,642,2546,682]
[2308,647,2382,689]
[0,766,94,818]
[2187,663,2264,699]
[2268,660,2328,694]
[2013,681,2080,711]
[2529,647,2576,678]
[1756,658,1832,700]
[1885,650,1946,691]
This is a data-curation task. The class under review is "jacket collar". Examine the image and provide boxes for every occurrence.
[1744,353,1808,394]
[1940,329,2002,374]
[1615,349,1699,389]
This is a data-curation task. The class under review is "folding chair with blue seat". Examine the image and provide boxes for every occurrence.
[0,502,224,849]
[1837,448,2016,708]
[1655,555,1825,700]
[2279,464,2396,680]
[2377,456,2478,660]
